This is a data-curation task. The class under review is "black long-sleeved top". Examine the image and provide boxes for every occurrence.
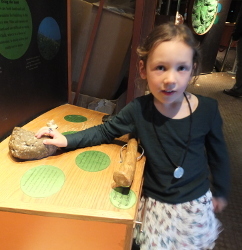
[65,94,230,204]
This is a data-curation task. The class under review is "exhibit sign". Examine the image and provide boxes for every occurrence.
[189,0,218,35]
[0,0,70,140]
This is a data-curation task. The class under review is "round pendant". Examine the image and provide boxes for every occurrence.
[174,166,184,179]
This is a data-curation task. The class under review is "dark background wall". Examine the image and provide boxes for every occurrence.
[0,0,69,141]
[227,0,242,22]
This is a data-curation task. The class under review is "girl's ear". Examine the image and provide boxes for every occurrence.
[139,60,147,79]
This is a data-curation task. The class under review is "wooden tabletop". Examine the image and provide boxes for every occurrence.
[0,104,145,224]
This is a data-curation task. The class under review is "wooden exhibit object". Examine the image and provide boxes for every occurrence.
[113,138,138,187]
[0,104,145,250]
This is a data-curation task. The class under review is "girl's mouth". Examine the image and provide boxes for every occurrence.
[162,90,175,95]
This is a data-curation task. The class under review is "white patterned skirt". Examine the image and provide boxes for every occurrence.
[134,190,222,250]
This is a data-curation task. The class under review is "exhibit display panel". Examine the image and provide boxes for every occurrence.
[0,0,71,140]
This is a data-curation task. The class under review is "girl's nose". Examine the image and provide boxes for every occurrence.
[163,70,176,85]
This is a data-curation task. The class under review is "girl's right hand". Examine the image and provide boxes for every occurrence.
[212,197,228,213]
[35,127,68,148]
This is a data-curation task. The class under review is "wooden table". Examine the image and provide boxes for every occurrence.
[0,104,145,250]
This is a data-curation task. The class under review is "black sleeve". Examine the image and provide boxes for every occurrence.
[205,104,230,199]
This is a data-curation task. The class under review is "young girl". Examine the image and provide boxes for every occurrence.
[36,23,230,249]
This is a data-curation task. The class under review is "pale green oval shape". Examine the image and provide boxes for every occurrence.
[75,151,110,172]
[110,187,137,209]
[21,165,65,198]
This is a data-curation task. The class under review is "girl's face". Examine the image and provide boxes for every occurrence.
[139,39,194,105]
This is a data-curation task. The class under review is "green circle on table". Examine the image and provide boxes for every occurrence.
[64,115,87,123]
[75,151,110,172]
[0,0,32,59]
[62,131,77,135]
[110,187,137,209]
[20,165,65,198]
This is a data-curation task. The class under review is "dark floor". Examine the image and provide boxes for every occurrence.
[132,50,242,249]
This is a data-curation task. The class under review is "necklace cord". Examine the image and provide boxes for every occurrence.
[152,92,192,169]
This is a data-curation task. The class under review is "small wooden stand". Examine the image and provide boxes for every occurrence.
[0,104,145,250]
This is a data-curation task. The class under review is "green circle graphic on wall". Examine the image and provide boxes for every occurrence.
[0,0,32,59]
[191,0,218,35]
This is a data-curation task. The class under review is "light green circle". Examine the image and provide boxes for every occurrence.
[75,151,110,172]
[20,165,65,198]
[62,131,77,135]
[0,0,32,59]
[110,187,137,209]
[64,115,87,123]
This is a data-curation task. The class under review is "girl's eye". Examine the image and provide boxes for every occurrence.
[178,65,188,71]
[156,65,165,71]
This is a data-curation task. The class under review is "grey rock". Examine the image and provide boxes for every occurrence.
[9,127,57,160]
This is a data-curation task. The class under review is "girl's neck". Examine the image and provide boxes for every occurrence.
[153,92,198,119]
